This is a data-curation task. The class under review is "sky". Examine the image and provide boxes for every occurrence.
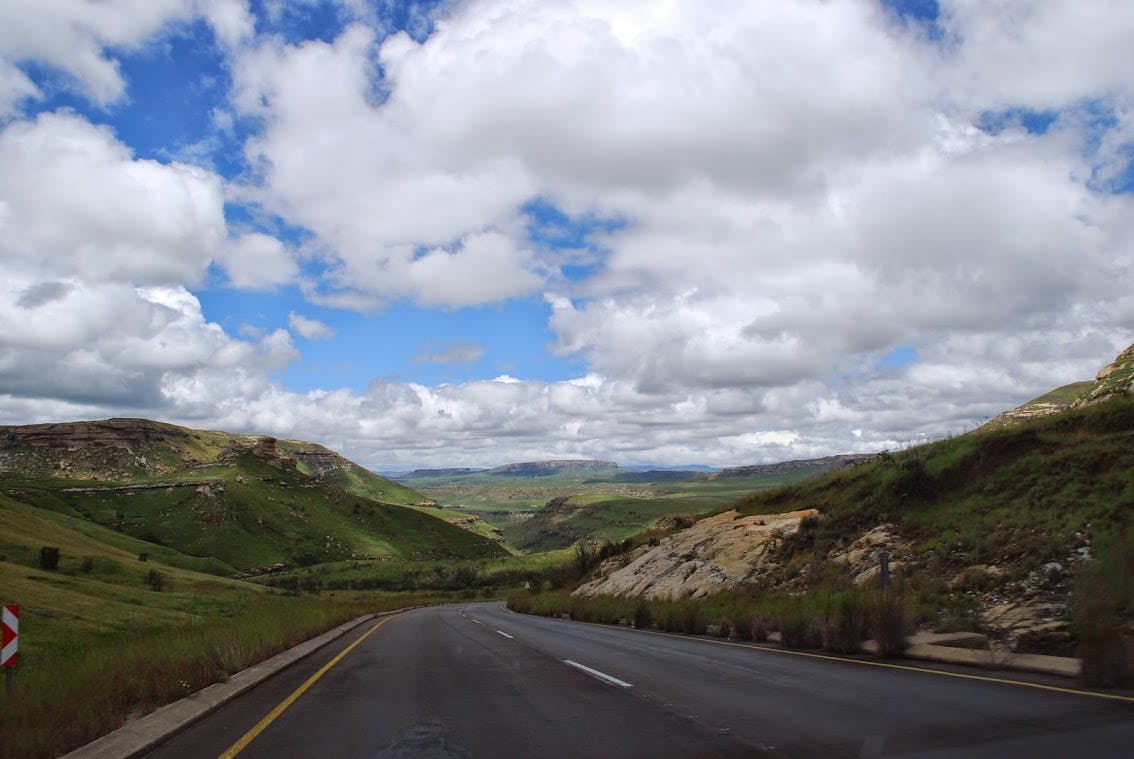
[0,0,1132,471]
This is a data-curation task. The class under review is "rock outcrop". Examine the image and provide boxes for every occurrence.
[0,418,192,479]
[982,341,1133,430]
[284,443,354,476]
[1072,342,1134,409]
[575,508,818,600]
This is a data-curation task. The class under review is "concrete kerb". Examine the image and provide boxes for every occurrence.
[853,639,1078,677]
[62,607,416,759]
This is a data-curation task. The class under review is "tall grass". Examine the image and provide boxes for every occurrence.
[1074,527,1134,686]
[0,593,436,758]
[509,585,910,657]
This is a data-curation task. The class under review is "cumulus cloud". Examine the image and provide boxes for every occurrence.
[0,58,39,119]
[288,312,336,340]
[0,0,255,106]
[2,0,1132,470]
[0,279,295,407]
[218,233,297,290]
[0,112,225,285]
[0,0,192,105]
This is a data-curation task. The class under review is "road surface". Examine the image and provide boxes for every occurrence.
[145,602,1133,757]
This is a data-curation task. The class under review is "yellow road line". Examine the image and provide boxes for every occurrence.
[218,614,397,758]
[519,610,1134,705]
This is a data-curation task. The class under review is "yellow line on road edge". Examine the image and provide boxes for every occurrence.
[217,615,396,758]
[511,609,1134,705]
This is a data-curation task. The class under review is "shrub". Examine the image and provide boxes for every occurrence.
[1074,527,1133,687]
[80,557,95,574]
[779,601,823,649]
[823,591,869,654]
[633,600,653,629]
[39,546,60,570]
[146,569,166,591]
[869,592,912,658]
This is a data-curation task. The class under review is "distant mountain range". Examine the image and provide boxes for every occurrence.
[393,456,869,482]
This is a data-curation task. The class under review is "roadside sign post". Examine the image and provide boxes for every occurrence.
[2,604,17,696]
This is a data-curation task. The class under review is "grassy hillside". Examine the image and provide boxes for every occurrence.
[500,467,846,551]
[0,504,447,758]
[733,396,1134,582]
[0,419,507,571]
[278,439,430,506]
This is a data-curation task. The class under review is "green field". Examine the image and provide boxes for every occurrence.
[402,465,845,551]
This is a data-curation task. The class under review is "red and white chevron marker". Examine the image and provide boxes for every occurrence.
[1,605,17,668]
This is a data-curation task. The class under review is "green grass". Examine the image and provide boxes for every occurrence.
[252,548,580,594]
[403,467,830,551]
[730,397,1134,581]
[2,449,508,572]
[508,584,912,655]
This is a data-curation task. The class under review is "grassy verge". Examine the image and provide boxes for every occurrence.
[0,591,444,758]
[256,549,581,595]
[508,585,911,656]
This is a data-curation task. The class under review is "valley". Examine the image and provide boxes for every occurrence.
[0,343,1131,757]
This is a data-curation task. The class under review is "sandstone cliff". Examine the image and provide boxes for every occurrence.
[1072,342,1134,409]
[575,509,819,600]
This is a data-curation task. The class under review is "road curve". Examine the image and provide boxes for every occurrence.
[145,602,1133,758]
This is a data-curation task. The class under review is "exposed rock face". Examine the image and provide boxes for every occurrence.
[285,444,353,476]
[1072,342,1134,409]
[217,436,299,474]
[0,418,187,451]
[981,342,1133,431]
[0,418,191,478]
[828,524,910,585]
[575,508,818,600]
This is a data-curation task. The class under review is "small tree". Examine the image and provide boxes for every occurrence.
[39,546,60,571]
[146,569,166,591]
[574,538,601,578]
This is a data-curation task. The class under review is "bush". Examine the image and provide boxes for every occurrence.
[39,546,60,570]
[633,600,653,629]
[823,591,869,654]
[869,592,911,658]
[1077,608,1128,687]
[80,557,95,574]
[779,601,823,649]
[146,569,166,592]
[1074,527,1133,687]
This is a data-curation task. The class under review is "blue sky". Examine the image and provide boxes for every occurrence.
[0,1,1131,469]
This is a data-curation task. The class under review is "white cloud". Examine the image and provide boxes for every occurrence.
[0,0,193,105]
[0,278,294,407]
[939,0,1134,111]
[2,1,1133,471]
[0,112,225,286]
[288,312,336,340]
[218,233,297,290]
[413,342,486,365]
[0,58,39,119]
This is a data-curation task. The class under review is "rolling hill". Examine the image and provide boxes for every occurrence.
[571,341,1134,656]
[0,419,508,572]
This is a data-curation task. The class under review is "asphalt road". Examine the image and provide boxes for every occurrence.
[145,602,1133,758]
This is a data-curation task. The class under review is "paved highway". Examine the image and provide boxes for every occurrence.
[146,602,1133,758]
